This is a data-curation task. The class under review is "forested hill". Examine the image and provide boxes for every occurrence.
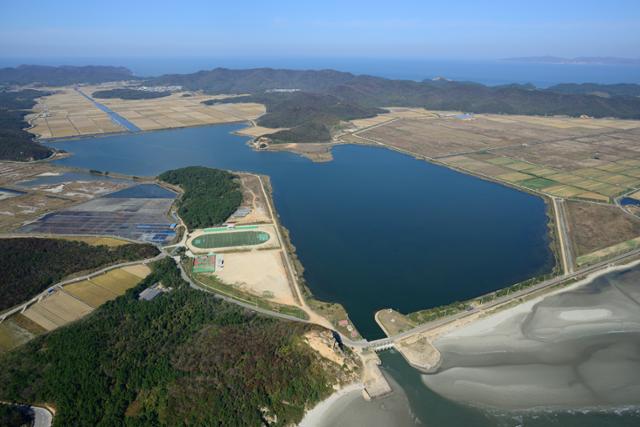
[159,166,243,230]
[147,67,640,119]
[0,238,158,311]
[545,83,640,98]
[0,258,349,426]
[0,65,135,86]
[0,89,53,161]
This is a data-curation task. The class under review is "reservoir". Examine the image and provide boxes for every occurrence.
[48,123,640,425]
[50,123,553,339]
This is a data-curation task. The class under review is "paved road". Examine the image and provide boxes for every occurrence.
[0,252,166,320]
[32,405,53,427]
[553,197,575,274]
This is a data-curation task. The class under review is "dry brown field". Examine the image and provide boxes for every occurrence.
[566,200,640,256]
[64,265,148,307]
[87,90,265,131]
[27,87,124,138]
[213,249,295,306]
[0,265,149,352]
[354,112,640,202]
[23,291,93,331]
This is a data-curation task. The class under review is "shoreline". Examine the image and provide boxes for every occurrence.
[298,382,363,427]
[433,256,640,346]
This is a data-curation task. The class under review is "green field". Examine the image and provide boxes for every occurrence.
[192,231,270,249]
[519,177,557,190]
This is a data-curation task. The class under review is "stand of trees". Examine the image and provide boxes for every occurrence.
[0,90,53,161]
[0,258,337,426]
[92,88,171,100]
[0,405,33,427]
[159,166,242,230]
[206,91,384,143]
[154,67,640,143]
[0,238,158,311]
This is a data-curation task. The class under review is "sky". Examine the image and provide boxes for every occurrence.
[0,0,638,60]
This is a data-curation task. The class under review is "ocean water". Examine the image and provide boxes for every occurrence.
[48,123,553,339]
[2,57,640,87]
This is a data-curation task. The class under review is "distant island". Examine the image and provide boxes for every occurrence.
[504,56,640,66]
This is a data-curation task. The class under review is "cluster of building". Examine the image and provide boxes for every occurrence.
[135,85,182,92]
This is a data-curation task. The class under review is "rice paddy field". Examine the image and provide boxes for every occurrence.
[355,112,640,202]
[27,87,125,138]
[83,87,265,131]
[0,265,150,352]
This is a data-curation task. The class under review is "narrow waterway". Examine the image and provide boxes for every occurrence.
[74,88,141,132]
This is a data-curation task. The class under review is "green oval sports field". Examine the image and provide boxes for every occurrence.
[191,230,270,249]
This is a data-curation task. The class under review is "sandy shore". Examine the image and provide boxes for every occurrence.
[445,258,640,339]
[298,383,363,427]
[422,258,640,409]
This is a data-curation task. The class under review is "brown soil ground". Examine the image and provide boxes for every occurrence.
[566,200,640,255]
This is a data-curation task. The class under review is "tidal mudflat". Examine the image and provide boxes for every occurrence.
[423,263,640,410]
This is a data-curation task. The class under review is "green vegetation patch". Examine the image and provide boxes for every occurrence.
[525,167,560,177]
[192,230,270,249]
[519,177,557,190]
[595,184,627,197]
[149,68,640,120]
[209,91,384,143]
[572,168,610,178]
[92,88,171,100]
[577,236,640,266]
[485,156,516,166]
[504,161,538,171]
[497,172,534,183]
[596,163,632,173]
[159,166,242,231]
[0,90,53,161]
[621,168,640,178]
[0,258,338,426]
[0,405,33,427]
[0,238,158,312]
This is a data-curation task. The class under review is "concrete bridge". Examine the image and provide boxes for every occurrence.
[345,337,396,352]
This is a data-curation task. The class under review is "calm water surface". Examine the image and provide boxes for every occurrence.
[50,123,553,338]
[48,123,639,426]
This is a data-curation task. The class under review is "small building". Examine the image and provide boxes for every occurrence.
[139,283,171,301]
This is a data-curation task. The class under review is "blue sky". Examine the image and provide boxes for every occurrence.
[1,0,638,59]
